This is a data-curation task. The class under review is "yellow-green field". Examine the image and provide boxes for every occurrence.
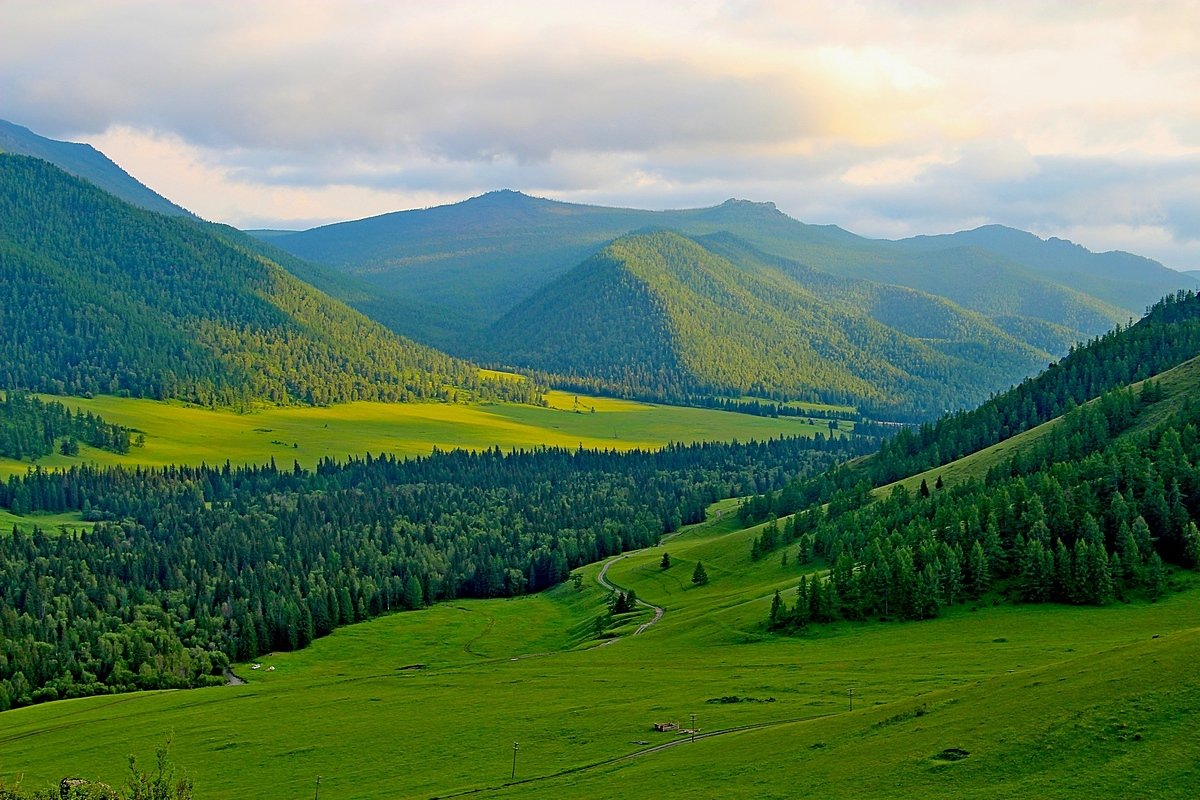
[0,391,831,481]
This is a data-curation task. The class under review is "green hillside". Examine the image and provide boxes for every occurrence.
[261,191,1151,362]
[0,118,192,218]
[2,504,1195,800]
[486,230,1049,417]
[0,154,536,407]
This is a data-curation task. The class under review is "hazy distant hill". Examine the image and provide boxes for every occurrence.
[0,154,535,406]
[896,224,1190,315]
[486,230,1050,417]
[0,118,194,218]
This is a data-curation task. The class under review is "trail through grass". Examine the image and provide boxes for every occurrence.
[2,504,1196,799]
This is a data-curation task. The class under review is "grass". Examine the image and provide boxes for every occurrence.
[2,504,1196,799]
[0,391,828,480]
[0,508,93,534]
[875,354,1200,497]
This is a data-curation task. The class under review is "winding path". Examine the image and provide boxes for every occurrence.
[596,554,665,640]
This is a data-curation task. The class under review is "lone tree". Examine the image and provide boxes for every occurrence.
[692,560,709,586]
[661,552,671,570]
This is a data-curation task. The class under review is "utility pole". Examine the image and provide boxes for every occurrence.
[848,687,854,712]
[511,741,519,780]
[690,713,697,744]
[314,776,321,800]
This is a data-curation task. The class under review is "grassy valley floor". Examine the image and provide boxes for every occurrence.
[0,390,836,482]
[1,505,1196,798]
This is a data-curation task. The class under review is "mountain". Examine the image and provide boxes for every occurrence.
[260,192,1170,363]
[739,289,1200,630]
[485,230,1051,417]
[0,154,536,406]
[895,224,1191,316]
[259,192,872,348]
[749,288,1200,519]
[0,118,193,218]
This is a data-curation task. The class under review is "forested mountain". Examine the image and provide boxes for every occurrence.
[0,119,192,218]
[0,433,870,709]
[0,155,539,406]
[896,225,1196,314]
[485,230,1050,418]
[259,191,1187,362]
[730,291,1200,631]
[760,348,1200,631]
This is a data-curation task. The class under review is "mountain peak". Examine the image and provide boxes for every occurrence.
[719,198,778,212]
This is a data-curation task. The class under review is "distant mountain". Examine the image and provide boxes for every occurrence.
[485,230,1051,417]
[261,192,1176,361]
[895,224,1190,316]
[0,154,536,406]
[261,192,863,348]
[0,118,193,218]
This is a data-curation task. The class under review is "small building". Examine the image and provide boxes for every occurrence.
[653,722,678,732]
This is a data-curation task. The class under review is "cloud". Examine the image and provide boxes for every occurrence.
[1,0,1198,266]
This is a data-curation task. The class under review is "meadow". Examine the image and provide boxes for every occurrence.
[2,504,1195,799]
[0,390,828,482]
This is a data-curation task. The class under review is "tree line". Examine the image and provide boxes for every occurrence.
[762,383,1200,631]
[740,290,1200,525]
[0,433,874,711]
[0,391,131,462]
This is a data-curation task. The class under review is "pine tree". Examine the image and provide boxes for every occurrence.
[967,540,989,598]
[660,552,671,570]
[691,561,709,586]
[768,590,783,629]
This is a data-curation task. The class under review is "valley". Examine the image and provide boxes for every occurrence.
[0,389,834,483]
[2,503,1195,799]
[2,91,1199,800]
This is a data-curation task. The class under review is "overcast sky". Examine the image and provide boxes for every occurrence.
[4,1,1199,267]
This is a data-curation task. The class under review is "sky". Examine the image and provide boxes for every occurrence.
[3,0,1199,268]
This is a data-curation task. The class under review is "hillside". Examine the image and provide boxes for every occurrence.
[0,154,536,406]
[486,230,1050,418]
[898,224,1196,314]
[260,192,1168,361]
[0,119,193,218]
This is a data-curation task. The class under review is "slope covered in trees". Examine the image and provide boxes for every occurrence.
[485,230,1050,418]
[0,433,870,709]
[260,190,1184,360]
[738,290,1200,515]
[0,155,539,407]
[0,118,192,218]
[761,358,1200,631]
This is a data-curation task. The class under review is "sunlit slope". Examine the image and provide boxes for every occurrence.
[0,154,527,407]
[875,352,1200,497]
[487,230,1048,416]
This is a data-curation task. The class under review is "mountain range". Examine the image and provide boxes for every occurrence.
[260,190,1194,356]
[5,117,1197,419]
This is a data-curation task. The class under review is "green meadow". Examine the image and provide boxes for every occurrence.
[2,504,1195,799]
[0,391,828,481]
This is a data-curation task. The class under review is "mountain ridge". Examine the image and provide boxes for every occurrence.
[0,153,537,407]
[485,229,1051,417]
[0,118,194,218]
